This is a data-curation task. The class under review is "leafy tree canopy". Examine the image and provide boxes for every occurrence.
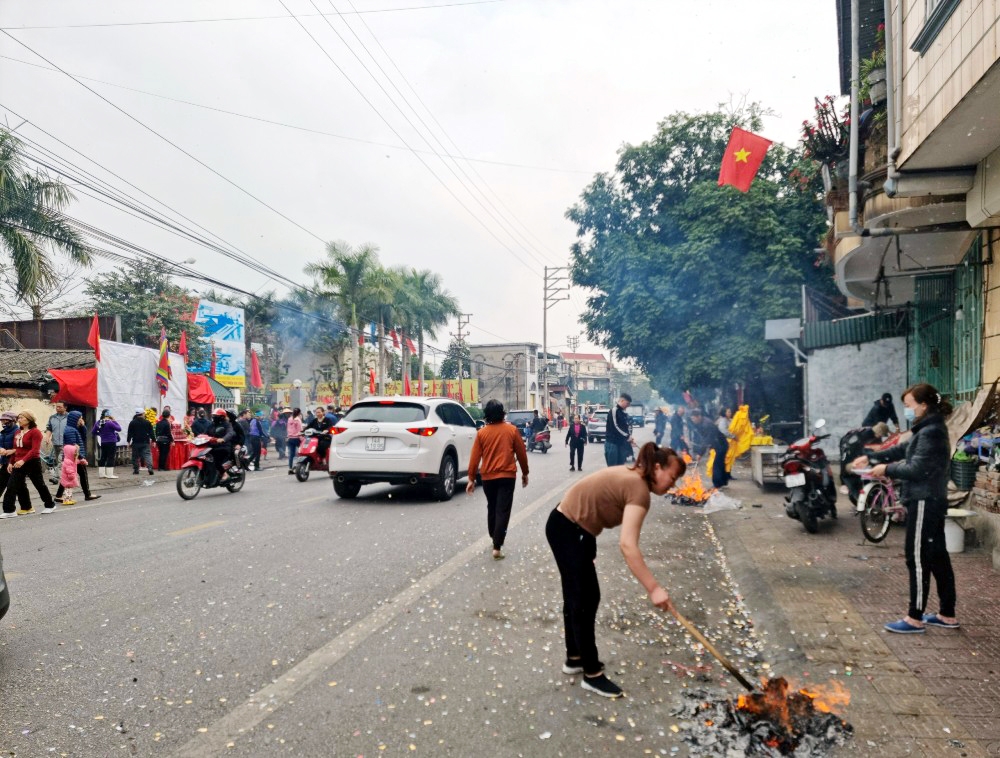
[83,259,205,363]
[439,339,472,380]
[567,105,833,395]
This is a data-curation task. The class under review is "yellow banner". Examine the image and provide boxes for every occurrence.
[271,379,478,407]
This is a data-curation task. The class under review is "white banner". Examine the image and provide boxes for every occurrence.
[96,341,188,443]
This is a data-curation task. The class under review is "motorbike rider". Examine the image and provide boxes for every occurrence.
[306,405,334,458]
[206,408,237,484]
[529,410,548,448]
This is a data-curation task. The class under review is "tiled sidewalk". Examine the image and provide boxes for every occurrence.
[713,466,1000,756]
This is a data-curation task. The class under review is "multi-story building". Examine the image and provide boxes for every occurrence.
[468,343,540,410]
[559,351,613,410]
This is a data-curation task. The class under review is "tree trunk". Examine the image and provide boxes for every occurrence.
[400,327,410,395]
[351,305,360,404]
[417,332,425,396]
[377,319,386,394]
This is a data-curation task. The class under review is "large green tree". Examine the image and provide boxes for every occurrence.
[83,259,205,363]
[567,106,831,401]
[0,129,93,307]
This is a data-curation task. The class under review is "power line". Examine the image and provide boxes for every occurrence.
[0,30,328,247]
[0,1,506,30]
[276,0,541,277]
[0,55,593,176]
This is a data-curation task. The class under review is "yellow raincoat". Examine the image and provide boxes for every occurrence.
[705,405,753,474]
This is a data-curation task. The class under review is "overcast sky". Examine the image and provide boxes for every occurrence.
[0,0,839,366]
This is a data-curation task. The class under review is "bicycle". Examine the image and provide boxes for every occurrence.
[856,470,906,543]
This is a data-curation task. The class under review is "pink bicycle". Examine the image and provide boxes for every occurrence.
[856,471,906,543]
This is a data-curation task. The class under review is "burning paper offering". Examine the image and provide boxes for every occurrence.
[674,677,853,756]
[668,468,716,505]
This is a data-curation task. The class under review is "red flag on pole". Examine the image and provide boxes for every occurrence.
[249,349,264,389]
[368,368,376,394]
[404,373,411,396]
[390,329,400,349]
[178,330,188,363]
[717,127,773,192]
[209,344,217,380]
[155,327,171,396]
[405,337,416,353]
[87,313,101,362]
[358,331,364,347]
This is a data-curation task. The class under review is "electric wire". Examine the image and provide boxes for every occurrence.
[0,55,593,175]
[275,0,540,276]
[0,30,329,247]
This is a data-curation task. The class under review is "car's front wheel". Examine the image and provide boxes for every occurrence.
[433,454,457,501]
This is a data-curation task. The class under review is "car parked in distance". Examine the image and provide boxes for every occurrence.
[327,396,478,501]
[587,410,609,443]
[644,412,657,425]
[505,409,536,438]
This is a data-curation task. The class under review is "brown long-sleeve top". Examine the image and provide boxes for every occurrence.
[468,422,529,482]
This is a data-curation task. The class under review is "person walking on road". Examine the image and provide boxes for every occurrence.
[247,412,267,470]
[2,411,55,515]
[55,411,100,503]
[0,411,30,516]
[127,408,156,476]
[155,410,172,472]
[285,408,303,474]
[466,399,529,560]
[58,443,80,506]
[92,409,122,479]
[565,413,587,471]
[43,402,69,464]
[270,409,288,460]
[604,393,634,466]
[852,383,959,634]
[546,442,686,698]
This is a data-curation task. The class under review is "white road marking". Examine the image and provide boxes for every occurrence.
[171,486,561,757]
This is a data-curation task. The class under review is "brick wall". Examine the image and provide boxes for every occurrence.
[805,336,908,460]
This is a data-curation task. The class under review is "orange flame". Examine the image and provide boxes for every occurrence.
[735,678,851,731]
[669,470,715,502]
[799,680,851,713]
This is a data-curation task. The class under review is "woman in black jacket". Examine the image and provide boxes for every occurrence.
[565,413,588,472]
[853,383,958,634]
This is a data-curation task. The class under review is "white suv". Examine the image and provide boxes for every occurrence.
[327,396,478,501]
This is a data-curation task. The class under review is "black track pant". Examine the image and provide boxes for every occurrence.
[546,508,603,675]
[3,458,53,512]
[482,477,515,550]
[0,464,30,512]
[157,441,171,471]
[904,498,957,620]
[569,440,584,469]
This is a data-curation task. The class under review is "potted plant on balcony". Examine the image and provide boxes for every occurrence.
[860,23,887,106]
[800,96,851,199]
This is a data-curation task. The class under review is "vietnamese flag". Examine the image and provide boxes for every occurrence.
[368,369,376,394]
[717,127,772,192]
[87,313,101,362]
[178,330,189,363]
[404,373,411,396]
[249,349,264,389]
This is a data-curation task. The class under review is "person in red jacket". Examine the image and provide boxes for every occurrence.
[466,399,529,560]
[1,411,55,516]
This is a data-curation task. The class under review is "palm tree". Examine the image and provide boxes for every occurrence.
[366,265,401,395]
[0,129,92,309]
[305,241,380,402]
[408,269,459,396]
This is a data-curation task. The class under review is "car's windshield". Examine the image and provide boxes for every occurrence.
[506,412,534,427]
[342,403,428,424]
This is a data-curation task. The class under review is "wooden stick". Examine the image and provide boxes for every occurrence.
[669,607,756,692]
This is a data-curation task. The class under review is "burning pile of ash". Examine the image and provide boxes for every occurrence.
[673,677,853,756]
[668,469,715,506]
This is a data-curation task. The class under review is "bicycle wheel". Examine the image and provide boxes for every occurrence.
[859,482,892,543]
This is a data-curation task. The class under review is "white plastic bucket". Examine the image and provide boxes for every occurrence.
[944,518,965,553]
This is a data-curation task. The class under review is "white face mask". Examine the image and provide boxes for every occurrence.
[903,407,917,422]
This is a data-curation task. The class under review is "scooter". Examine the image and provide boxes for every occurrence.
[293,428,330,481]
[526,426,552,454]
[176,435,246,500]
[782,419,837,534]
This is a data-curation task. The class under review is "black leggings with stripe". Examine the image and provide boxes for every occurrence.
[904,498,956,620]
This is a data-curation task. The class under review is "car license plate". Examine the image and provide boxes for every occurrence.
[365,437,385,452]
[785,473,806,488]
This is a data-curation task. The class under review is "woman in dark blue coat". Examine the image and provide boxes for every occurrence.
[853,383,958,634]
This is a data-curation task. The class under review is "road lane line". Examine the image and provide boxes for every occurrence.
[171,484,563,757]
[167,520,227,537]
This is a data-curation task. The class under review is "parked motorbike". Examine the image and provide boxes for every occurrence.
[525,426,552,454]
[293,428,330,481]
[782,419,837,533]
[176,434,246,500]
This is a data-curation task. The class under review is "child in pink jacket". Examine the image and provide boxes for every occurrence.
[60,443,80,505]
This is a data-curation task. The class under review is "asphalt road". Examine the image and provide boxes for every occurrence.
[0,427,757,757]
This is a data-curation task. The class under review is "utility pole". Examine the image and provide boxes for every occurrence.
[543,267,569,416]
[451,313,472,399]
[567,335,579,415]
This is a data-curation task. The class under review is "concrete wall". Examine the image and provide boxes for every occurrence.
[805,336,909,460]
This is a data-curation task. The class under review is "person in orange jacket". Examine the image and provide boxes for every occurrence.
[466,399,529,560]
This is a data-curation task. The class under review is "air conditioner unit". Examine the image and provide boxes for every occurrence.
[968,147,1000,227]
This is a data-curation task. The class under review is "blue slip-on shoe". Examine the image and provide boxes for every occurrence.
[884,619,925,634]
[922,614,960,629]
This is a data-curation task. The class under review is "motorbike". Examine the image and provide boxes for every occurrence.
[293,428,330,481]
[782,419,837,533]
[176,434,246,500]
[525,425,552,454]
